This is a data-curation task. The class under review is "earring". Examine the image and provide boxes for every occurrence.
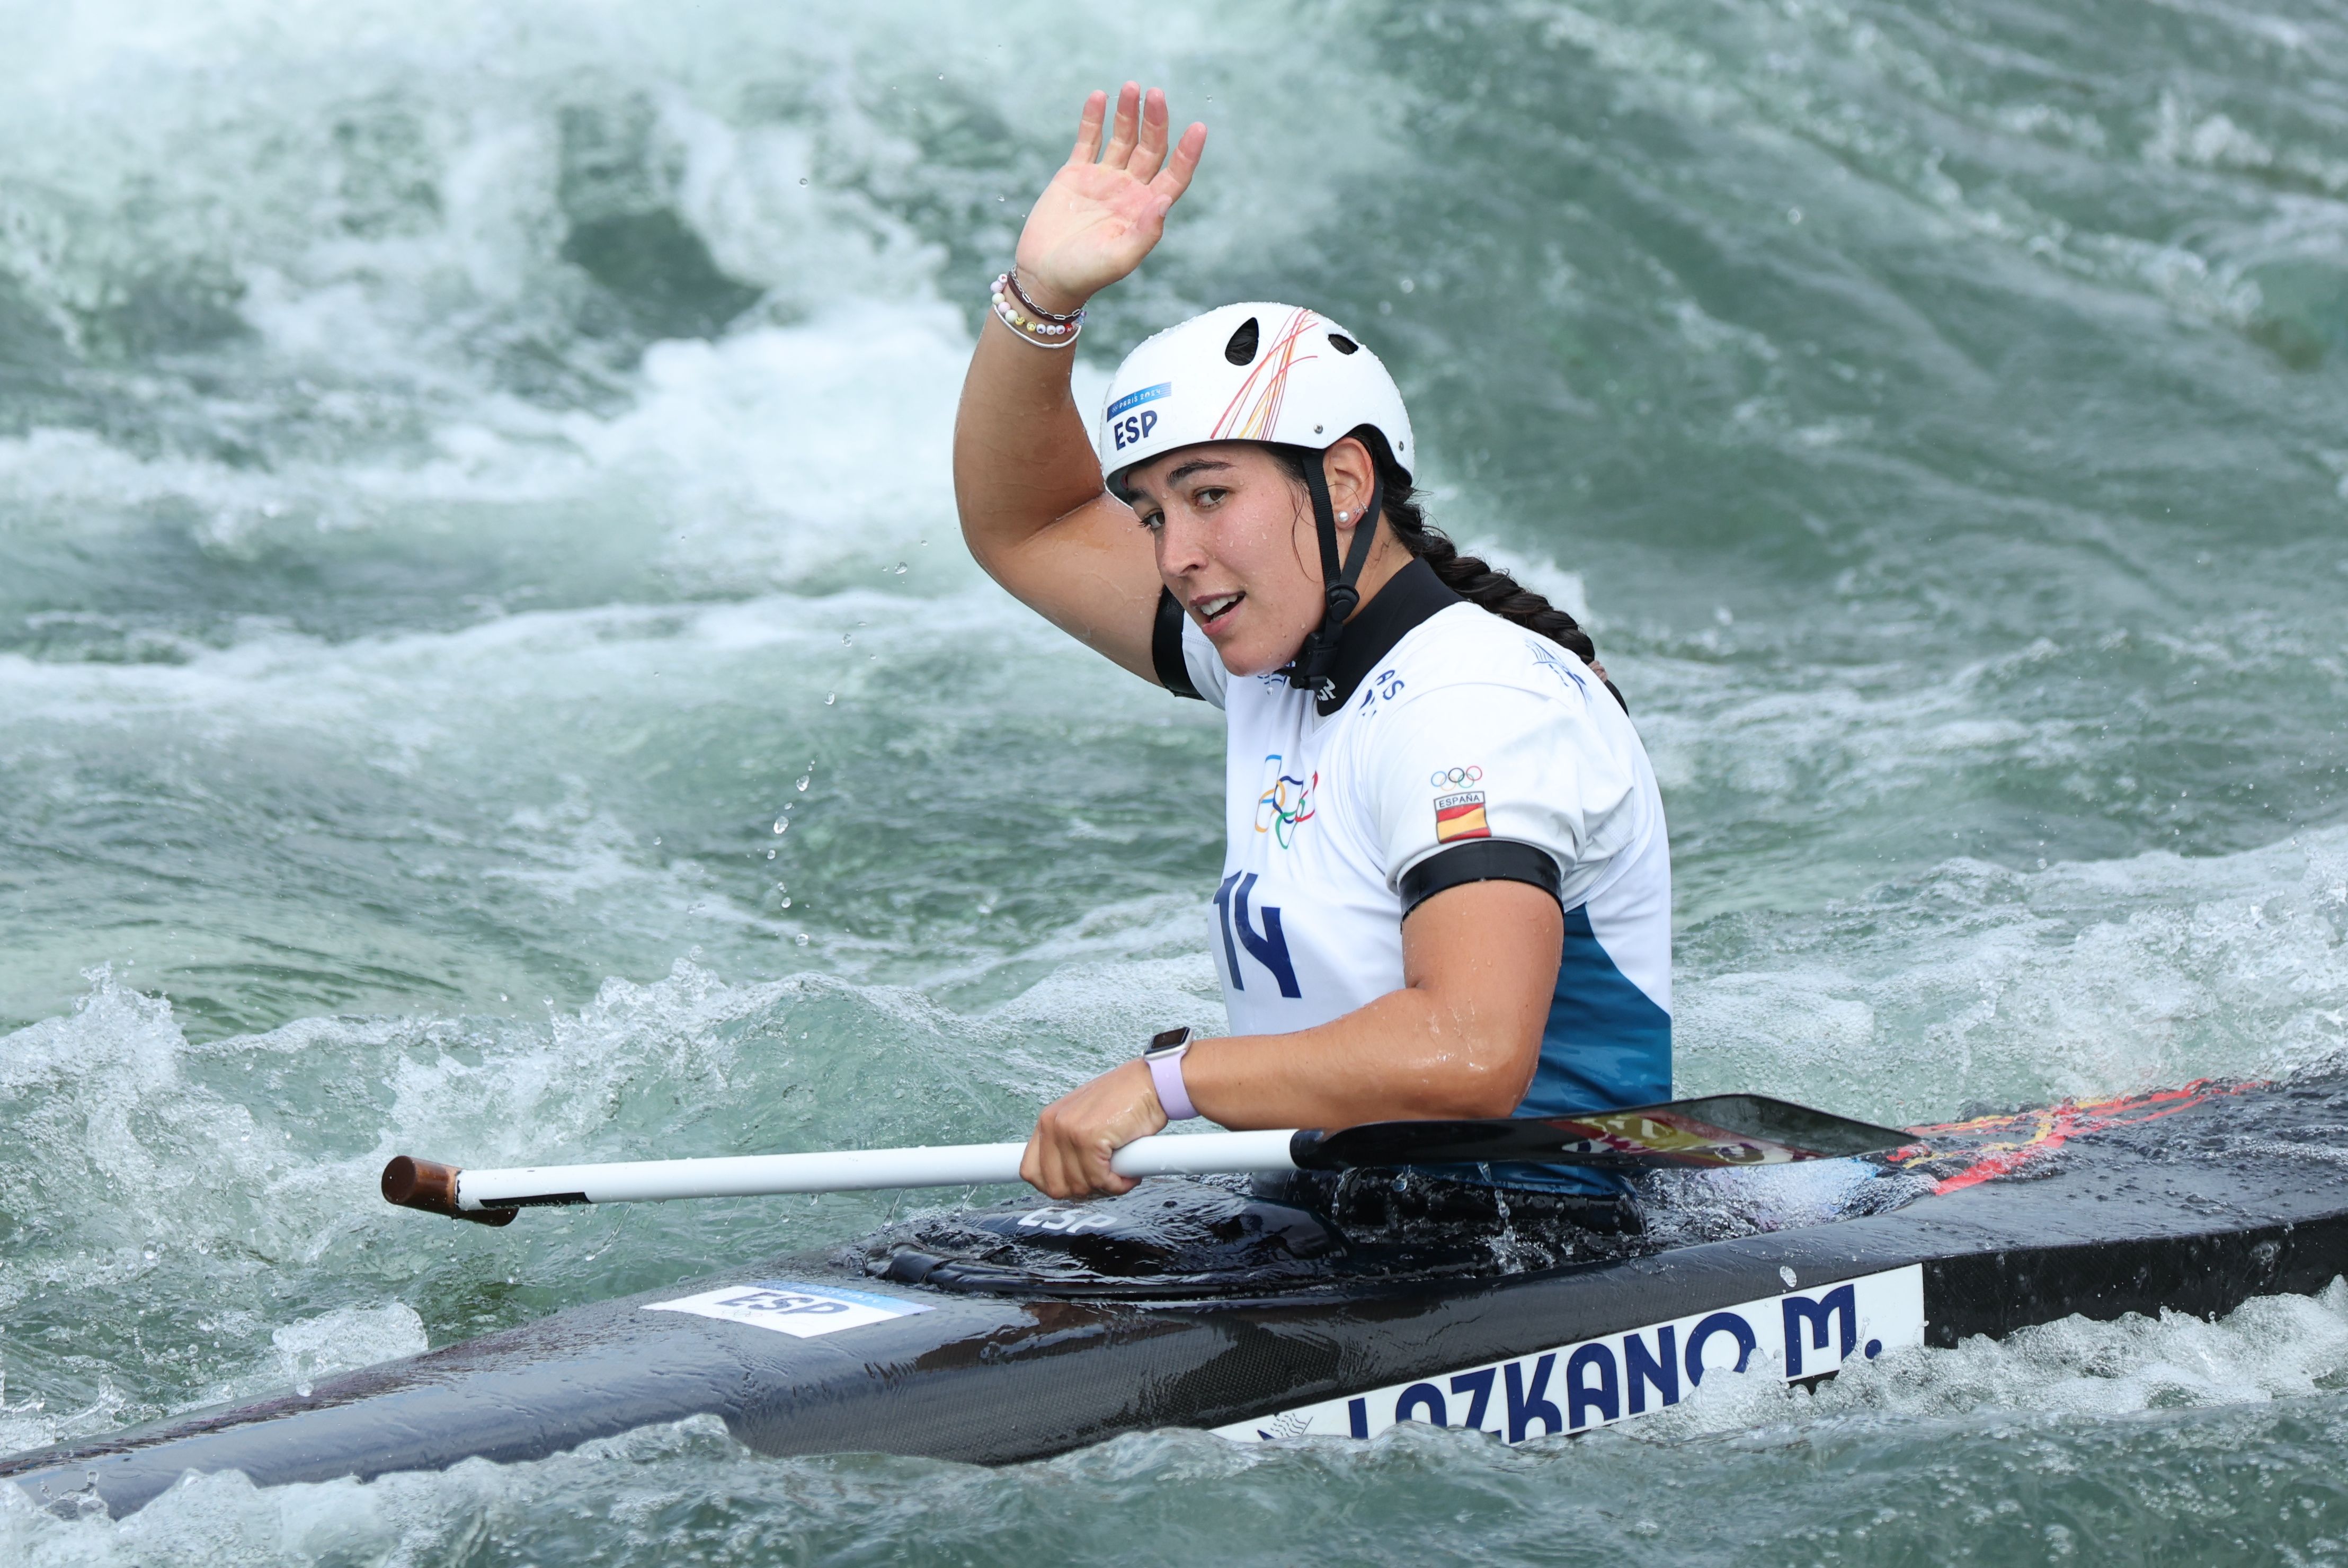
[1336,510,1351,522]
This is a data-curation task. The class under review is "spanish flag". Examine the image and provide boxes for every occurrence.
[1433,791,1490,843]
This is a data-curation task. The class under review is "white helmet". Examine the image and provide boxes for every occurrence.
[1096,302,1419,700]
[1097,302,1415,498]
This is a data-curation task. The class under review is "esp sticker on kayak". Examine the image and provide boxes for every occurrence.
[646,1279,932,1339]
[1215,1263,1923,1445]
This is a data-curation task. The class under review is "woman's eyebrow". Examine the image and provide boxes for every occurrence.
[1163,458,1234,484]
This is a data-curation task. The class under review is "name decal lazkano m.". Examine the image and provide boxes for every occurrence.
[1213,1263,1924,1444]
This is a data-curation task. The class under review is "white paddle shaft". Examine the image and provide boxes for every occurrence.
[453,1129,1303,1209]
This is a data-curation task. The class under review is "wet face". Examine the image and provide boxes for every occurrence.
[1122,440,1374,678]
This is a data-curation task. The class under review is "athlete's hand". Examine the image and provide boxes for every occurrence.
[1012,84,1207,317]
[1021,1058,1169,1199]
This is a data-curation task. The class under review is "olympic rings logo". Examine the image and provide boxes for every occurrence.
[1429,765,1484,788]
[1255,760,1319,849]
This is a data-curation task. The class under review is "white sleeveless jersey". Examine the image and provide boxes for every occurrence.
[1162,560,1672,1190]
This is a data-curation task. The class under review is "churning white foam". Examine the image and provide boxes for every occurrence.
[1625,1277,2348,1445]
[270,1305,429,1399]
[1676,826,2348,1125]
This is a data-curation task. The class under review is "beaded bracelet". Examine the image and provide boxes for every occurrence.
[989,273,1084,349]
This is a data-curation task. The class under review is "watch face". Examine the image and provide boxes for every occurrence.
[1144,1026,1191,1057]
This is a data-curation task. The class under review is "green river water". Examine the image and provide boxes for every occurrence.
[3,1,2347,1562]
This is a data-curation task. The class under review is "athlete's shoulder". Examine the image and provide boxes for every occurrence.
[1382,603,1607,709]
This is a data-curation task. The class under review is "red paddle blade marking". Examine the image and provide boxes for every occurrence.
[1889,1079,2258,1194]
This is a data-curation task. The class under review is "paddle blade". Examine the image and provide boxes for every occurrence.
[1291,1095,1910,1173]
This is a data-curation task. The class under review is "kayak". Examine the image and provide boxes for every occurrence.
[10,1073,2348,1518]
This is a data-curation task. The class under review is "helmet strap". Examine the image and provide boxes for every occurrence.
[1282,457,1384,698]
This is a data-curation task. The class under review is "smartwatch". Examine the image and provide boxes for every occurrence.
[1142,1026,1198,1121]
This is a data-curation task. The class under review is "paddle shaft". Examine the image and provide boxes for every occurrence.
[383,1130,1304,1222]
[380,1095,1913,1224]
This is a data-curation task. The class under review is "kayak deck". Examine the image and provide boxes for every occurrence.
[10,1074,2348,1517]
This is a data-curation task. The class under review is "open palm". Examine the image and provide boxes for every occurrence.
[1015,84,1207,315]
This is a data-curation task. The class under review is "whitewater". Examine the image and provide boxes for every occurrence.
[3,0,2346,1562]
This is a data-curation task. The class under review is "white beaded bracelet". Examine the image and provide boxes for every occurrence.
[989,273,1084,350]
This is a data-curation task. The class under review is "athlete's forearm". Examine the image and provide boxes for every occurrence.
[1179,988,1543,1130]
[952,313,1109,575]
[1019,993,1535,1201]
[949,85,1205,693]
[1020,881,1558,1197]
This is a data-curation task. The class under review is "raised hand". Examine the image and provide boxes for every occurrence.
[1013,84,1207,316]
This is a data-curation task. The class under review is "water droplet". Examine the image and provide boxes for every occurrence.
[653,836,661,845]
[796,932,811,946]
[499,992,509,1001]
[296,1382,313,1397]
[1399,277,1415,293]
[825,693,837,706]
[780,897,791,908]
[1787,207,1802,224]
[842,632,853,645]
[766,849,777,859]
[894,562,908,574]
[773,818,789,834]
[796,776,810,791]
[798,177,809,186]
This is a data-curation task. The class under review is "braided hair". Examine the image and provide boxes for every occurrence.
[1270,429,1625,710]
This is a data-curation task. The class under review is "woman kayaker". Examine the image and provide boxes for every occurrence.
[956,84,1671,1210]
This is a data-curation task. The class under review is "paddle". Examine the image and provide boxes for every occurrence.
[382,1094,1910,1225]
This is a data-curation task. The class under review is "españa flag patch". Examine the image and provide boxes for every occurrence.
[1433,791,1490,843]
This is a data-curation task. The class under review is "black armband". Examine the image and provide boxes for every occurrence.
[1152,586,1202,700]
[1399,840,1563,919]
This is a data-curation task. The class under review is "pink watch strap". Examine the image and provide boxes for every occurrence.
[1148,1045,1197,1121]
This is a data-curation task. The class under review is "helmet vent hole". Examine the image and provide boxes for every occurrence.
[1327,333,1360,354]
[1224,317,1260,366]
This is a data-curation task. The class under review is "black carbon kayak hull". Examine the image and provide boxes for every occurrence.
[11,1077,2348,1517]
